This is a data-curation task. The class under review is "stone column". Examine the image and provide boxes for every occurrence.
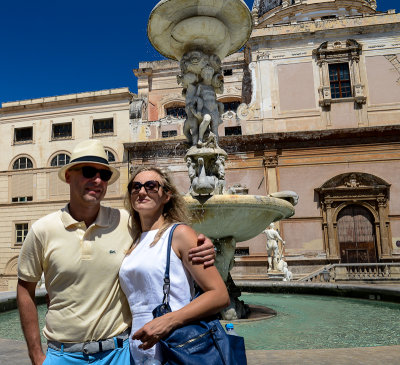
[263,153,279,194]
[325,200,339,260]
[378,197,391,259]
[263,154,280,232]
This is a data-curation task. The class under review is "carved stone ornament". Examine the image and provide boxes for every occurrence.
[319,86,332,107]
[263,154,278,168]
[314,40,362,63]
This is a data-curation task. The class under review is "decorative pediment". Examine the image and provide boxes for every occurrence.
[314,39,362,63]
[319,173,389,190]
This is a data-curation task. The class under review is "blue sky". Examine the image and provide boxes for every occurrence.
[0,0,397,104]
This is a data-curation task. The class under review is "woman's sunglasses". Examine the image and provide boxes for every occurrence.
[129,180,162,194]
[72,166,113,182]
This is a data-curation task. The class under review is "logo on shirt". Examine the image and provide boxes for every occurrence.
[109,250,116,254]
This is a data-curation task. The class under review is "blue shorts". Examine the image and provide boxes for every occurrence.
[43,338,134,364]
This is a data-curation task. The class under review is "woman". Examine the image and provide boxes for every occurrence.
[119,166,229,364]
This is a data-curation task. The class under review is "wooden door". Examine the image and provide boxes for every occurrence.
[337,205,377,263]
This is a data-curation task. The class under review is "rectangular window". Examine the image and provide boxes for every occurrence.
[225,126,242,136]
[93,118,114,135]
[15,223,29,243]
[12,196,33,203]
[14,127,33,143]
[161,130,178,138]
[329,63,352,99]
[223,69,233,76]
[52,123,72,139]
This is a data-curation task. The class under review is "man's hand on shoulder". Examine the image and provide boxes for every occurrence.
[188,234,215,268]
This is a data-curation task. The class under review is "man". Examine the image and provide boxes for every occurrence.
[263,222,285,272]
[17,140,216,365]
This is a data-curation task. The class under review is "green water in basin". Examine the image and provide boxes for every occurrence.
[237,293,400,350]
[1,293,400,349]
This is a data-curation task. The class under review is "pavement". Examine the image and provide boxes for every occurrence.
[1,339,400,365]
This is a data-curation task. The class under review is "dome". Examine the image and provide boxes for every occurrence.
[253,0,377,26]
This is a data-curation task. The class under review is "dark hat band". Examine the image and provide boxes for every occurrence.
[70,156,109,165]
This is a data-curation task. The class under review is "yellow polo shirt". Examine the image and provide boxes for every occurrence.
[18,205,133,343]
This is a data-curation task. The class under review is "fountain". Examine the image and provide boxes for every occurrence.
[148,0,298,319]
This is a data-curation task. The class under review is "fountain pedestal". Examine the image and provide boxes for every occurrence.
[148,0,298,319]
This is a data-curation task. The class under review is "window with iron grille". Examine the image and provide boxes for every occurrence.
[14,127,33,143]
[51,154,70,167]
[52,123,72,139]
[329,63,352,99]
[93,118,114,135]
[165,107,186,119]
[161,130,178,138]
[15,223,29,243]
[13,157,33,170]
[225,126,242,136]
[223,101,240,113]
[105,150,116,162]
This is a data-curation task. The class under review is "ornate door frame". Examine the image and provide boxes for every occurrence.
[315,173,392,262]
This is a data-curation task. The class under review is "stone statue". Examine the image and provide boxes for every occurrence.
[263,222,285,271]
[178,50,224,146]
[190,157,217,195]
[276,257,292,281]
[214,155,226,194]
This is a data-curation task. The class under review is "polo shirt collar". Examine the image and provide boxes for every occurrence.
[61,204,110,228]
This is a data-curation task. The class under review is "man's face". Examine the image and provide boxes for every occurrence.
[65,163,109,206]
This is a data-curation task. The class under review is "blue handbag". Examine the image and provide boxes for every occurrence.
[152,224,247,365]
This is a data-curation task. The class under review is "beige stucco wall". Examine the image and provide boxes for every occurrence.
[329,102,358,129]
[277,62,317,112]
[366,55,400,105]
[282,219,324,254]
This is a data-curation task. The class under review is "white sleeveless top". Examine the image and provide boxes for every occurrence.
[119,226,194,363]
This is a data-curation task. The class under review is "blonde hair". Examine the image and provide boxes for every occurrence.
[125,165,190,254]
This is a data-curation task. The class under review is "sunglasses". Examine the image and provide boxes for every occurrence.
[129,180,162,194]
[73,166,113,182]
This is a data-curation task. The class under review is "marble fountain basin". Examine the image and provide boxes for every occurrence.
[184,194,295,242]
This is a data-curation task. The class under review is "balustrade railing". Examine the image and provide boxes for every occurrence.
[300,263,400,282]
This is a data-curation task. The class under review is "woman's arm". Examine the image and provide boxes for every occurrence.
[132,225,229,350]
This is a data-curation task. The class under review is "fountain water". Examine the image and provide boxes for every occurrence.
[148,0,298,319]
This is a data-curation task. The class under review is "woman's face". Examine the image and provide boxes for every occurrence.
[130,170,170,215]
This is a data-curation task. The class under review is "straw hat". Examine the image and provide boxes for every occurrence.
[58,140,120,185]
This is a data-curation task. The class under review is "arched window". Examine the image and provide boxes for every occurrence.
[51,154,70,167]
[105,150,116,163]
[165,106,186,118]
[13,157,33,170]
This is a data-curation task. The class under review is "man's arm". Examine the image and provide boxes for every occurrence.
[17,279,45,365]
[188,234,215,268]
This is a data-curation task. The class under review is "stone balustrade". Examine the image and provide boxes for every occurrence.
[301,263,400,283]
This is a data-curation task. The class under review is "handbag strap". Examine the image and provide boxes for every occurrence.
[162,223,181,305]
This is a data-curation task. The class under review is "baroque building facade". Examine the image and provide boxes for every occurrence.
[127,0,400,278]
[1,0,399,289]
